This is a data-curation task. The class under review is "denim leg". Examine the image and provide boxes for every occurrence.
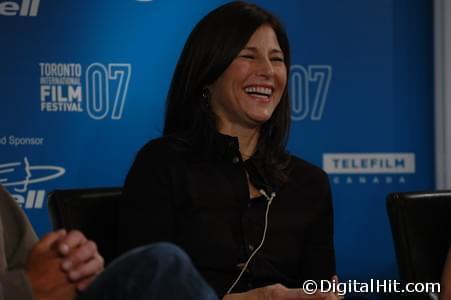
[77,242,219,300]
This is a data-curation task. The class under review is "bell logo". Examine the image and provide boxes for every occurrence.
[0,0,40,17]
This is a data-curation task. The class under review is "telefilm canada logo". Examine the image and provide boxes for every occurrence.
[0,0,39,16]
[290,65,332,121]
[39,62,132,120]
[0,157,65,209]
[323,153,415,185]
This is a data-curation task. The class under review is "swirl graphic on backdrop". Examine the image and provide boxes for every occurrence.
[0,157,65,192]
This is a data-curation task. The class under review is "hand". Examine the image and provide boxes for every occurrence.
[223,283,335,300]
[26,230,76,300]
[440,248,451,300]
[56,230,104,292]
[330,275,343,300]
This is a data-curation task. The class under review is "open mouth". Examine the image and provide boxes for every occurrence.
[244,86,273,101]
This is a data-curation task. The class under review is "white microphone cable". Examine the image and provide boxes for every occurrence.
[226,189,276,294]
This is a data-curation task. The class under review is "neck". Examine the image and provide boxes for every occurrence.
[216,122,260,158]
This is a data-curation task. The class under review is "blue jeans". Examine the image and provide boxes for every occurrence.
[77,243,219,300]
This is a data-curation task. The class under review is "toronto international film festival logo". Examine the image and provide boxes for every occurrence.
[290,65,332,122]
[0,157,65,209]
[39,63,132,120]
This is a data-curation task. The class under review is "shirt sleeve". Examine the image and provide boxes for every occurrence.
[116,140,177,255]
[0,270,35,300]
[0,185,38,300]
[299,171,336,282]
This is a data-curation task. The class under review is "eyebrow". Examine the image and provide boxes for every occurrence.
[242,47,284,55]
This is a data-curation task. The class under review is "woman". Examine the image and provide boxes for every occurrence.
[117,1,336,299]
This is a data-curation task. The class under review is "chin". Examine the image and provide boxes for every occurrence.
[248,113,273,124]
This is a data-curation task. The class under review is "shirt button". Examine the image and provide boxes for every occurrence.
[248,244,255,251]
[232,157,240,164]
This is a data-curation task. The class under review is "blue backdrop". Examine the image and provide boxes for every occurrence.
[0,0,433,291]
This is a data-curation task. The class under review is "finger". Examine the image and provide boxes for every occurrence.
[296,289,328,299]
[57,230,88,256]
[36,229,67,250]
[67,254,104,281]
[330,276,342,299]
[76,276,97,292]
[270,286,326,300]
[61,241,99,271]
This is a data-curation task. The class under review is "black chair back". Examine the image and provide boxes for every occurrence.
[387,191,451,299]
[48,187,122,265]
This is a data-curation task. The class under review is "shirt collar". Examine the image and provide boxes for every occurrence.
[210,130,241,160]
[210,131,282,193]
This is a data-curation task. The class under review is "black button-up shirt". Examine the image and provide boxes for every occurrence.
[117,133,335,297]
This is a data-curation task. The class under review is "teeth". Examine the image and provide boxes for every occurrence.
[244,86,273,96]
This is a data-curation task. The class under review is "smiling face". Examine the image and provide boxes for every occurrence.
[209,25,288,132]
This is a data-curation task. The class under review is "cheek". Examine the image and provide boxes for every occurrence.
[274,75,287,103]
[274,72,287,107]
[276,68,288,89]
[228,61,251,80]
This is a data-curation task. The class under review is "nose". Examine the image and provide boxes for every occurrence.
[255,57,274,78]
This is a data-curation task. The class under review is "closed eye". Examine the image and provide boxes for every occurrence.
[271,57,285,62]
[239,54,255,59]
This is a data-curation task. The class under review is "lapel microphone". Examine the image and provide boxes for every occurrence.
[227,158,277,294]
